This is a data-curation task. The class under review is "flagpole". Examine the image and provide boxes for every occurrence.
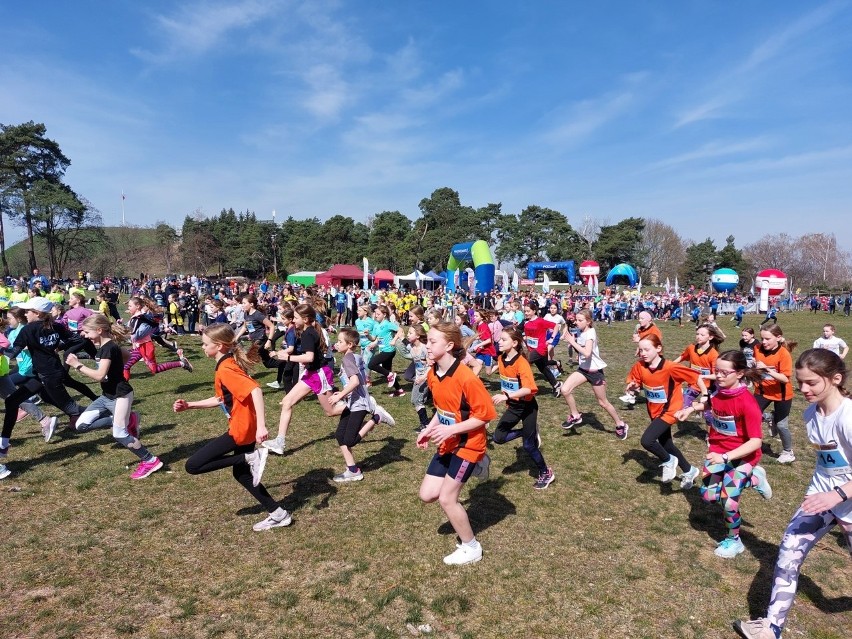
[121,190,126,226]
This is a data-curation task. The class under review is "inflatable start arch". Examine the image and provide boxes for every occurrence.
[446,240,495,294]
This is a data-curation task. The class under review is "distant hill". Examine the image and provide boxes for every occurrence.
[3,225,175,279]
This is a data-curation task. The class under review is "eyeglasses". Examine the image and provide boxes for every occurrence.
[715,369,739,377]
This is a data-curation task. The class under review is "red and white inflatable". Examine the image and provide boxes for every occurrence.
[579,260,600,293]
[756,268,787,312]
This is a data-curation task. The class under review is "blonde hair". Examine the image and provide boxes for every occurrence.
[203,324,260,373]
[82,313,130,342]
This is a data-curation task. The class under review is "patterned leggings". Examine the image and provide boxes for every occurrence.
[699,461,756,538]
[766,508,852,629]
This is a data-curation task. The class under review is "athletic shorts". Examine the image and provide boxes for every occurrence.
[301,365,334,395]
[475,353,493,366]
[426,452,476,483]
[336,303,345,314]
[579,368,606,386]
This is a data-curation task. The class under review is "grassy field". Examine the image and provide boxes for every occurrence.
[4,310,852,639]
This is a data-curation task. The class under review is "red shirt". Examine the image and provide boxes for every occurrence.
[708,385,763,466]
[523,317,555,356]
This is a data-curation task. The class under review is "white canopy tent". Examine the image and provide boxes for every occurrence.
[396,270,436,289]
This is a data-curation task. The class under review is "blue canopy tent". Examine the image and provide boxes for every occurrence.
[605,263,638,287]
[427,270,447,283]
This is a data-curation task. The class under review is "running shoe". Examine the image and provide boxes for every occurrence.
[660,456,679,483]
[127,412,140,439]
[680,465,700,490]
[333,468,364,482]
[253,508,292,531]
[751,465,773,499]
[533,468,555,490]
[130,457,163,479]
[371,401,396,427]
[561,414,582,430]
[390,389,406,398]
[733,618,779,639]
[41,416,57,443]
[247,448,269,487]
[472,454,490,481]
[179,352,194,372]
[262,435,286,455]
[619,393,636,405]
[614,422,629,440]
[443,541,482,565]
[776,450,796,464]
[714,536,745,559]
[266,381,281,389]
[387,372,397,388]
[0,464,10,480]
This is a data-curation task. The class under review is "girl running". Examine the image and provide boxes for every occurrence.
[263,303,335,454]
[674,323,725,410]
[400,324,430,432]
[417,322,497,565]
[521,301,562,397]
[492,327,554,489]
[739,328,758,367]
[123,296,192,380]
[753,325,796,463]
[625,334,707,487]
[559,309,629,439]
[66,315,162,479]
[366,305,404,397]
[683,350,771,559]
[471,308,496,372]
[734,348,852,639]
[177,324,290,531]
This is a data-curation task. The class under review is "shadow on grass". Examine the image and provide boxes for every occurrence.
[238,468,339,516]
[437,476,516,536]
[498,445,539,477]
[621,448,667,486]
[741,521,852,618]
[358,436,411,472]
[673,418,708,442]
[281,433,336,457]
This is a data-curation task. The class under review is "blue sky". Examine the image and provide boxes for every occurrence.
[2,0,851,252]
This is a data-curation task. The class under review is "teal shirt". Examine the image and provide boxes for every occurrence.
[372,319,399,353]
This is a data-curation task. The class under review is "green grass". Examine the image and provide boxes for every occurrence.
[4,310,852,638]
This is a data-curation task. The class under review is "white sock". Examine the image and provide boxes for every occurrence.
[271,507,287,520]
[463,537,478,548]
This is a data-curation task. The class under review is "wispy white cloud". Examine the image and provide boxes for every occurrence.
[643,137,772,172]
[675,1,847,127]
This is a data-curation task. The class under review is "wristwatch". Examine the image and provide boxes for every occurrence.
[835,486,849,502]
[721,453,729,464]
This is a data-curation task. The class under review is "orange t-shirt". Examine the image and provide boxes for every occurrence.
[754,344,794,401]
[626,358,700,424]
[497,352,538,402]
[427,358,498,463]
[678,343,718,390]
[215,354,260,446]
[637,323,663,344]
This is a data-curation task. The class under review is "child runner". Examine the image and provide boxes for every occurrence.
[417,322,497,565]
[682,350,772,558]
[66,315,162,479]
[739,328,759,368]
[673,323,725,411]
[366,305,405,397]
[521,301,562,397]
[734,348,852,639]
[355,304,376,377]
[753,325,796,463]
[401,324,431,432]
[471,308,496,373]
[492,327,554,489]
[625,334,707,487]
[177,324,289,531]
[123,297,192,380]
[813,323,848,359]
[559,309,629,439]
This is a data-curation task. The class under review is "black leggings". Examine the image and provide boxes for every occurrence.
[527,351,558,387]
[336,409,367,448]
[3,373,83,440]
[640,417,690,471]
[185,432,278,512]
[369,351,400,389]
[492,401,547,473]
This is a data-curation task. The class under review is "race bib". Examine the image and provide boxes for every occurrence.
[68,319,79,331]
[813,442,852,477]
[710,412,738,436]
[760,365,776,381]
[500,375,520,393]
[691,364,712,376]
[643,384,667,404]
[436,407,457,426]
[525,336,539,349]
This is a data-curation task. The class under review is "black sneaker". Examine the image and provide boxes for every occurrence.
[533,468,555,490]
[561,414,582,430]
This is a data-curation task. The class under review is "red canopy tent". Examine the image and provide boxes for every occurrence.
[315,264,366,286]
[373,269,396,287]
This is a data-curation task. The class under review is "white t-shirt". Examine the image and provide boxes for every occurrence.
[577,327,607,371]
[804,397,852,522]
[543,313,565,333]
[813,335,848,355]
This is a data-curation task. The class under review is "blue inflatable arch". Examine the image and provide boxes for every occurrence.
[526,261,576,283]
[604,263,638,287]
[446,240,495,294]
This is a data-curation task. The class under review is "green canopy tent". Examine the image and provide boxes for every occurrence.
[286,271,321,286]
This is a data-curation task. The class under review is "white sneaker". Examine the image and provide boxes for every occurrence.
[266,381,281,389]
[733,617,777,639]
[660,456,678,483]
[333,468,364,482]
[41,416,58,443]
[253,508,292,531]
[680,465,700,490]
[387,372,397,388]
[472,454,490,481]
[714,536,745,559]
[751,465,773,499]
[443,541,483,565]
[247,448,268,487]
[776,450,795,464]
[262,436,286,455]
[0,464,10,480]
[619,393,636,404]
[371,401,396,427]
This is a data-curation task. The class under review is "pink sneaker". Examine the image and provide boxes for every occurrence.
[127,412,140,439]
[131,457,163,479]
